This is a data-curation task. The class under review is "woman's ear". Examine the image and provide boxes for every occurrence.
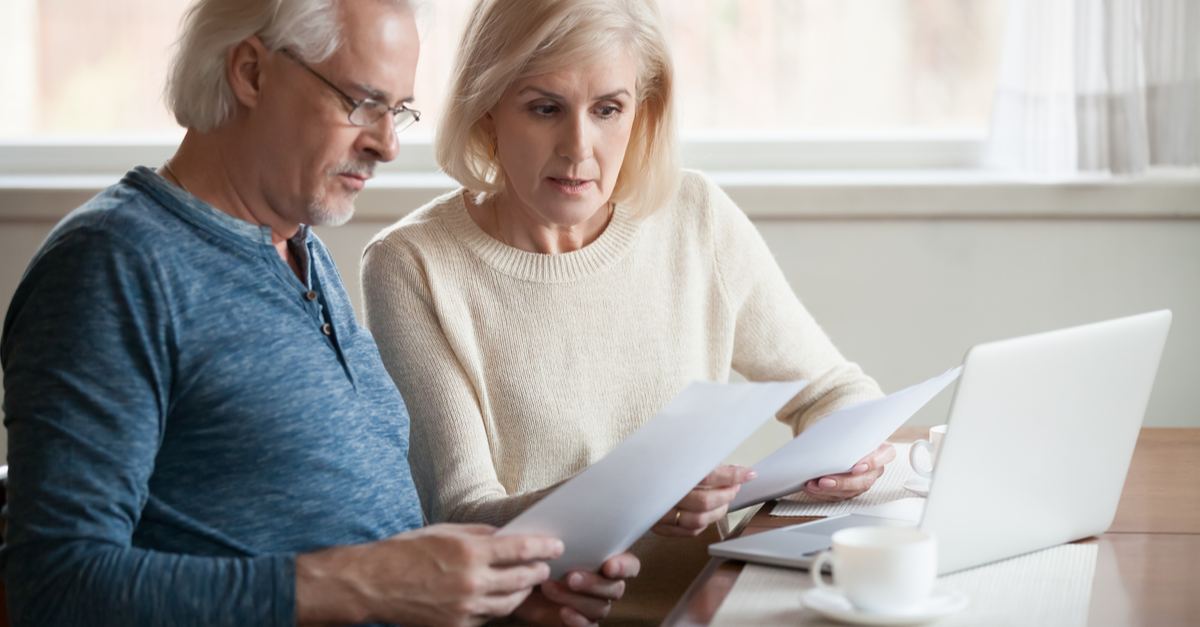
[227,36,271,109]
[478,112,497,140]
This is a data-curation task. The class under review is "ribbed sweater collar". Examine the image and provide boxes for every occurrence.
[440,190,641,283]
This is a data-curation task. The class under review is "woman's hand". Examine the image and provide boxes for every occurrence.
[652,465,757,538]
[513,552,640,627]
[803,443,896,502]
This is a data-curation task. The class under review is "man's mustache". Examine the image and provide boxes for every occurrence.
[329,160,376,179]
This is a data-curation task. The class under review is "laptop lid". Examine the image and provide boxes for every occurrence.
[708,311,1172,574]
[922,310,1171,574]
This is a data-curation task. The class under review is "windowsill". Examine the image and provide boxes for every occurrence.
[2,168,1199,222]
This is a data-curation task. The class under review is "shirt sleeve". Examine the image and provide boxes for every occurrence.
[701,173,884,434]
[0,227,295,627]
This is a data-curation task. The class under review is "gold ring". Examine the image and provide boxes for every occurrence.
[674,509,682,526]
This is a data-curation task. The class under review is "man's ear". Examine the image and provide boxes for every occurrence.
[227,36,270,109]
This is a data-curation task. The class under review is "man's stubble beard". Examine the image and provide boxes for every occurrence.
[306,159,376,227]
[307,193,355,227]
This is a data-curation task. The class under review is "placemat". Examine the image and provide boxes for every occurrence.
[771,443,919,517]
[710,543,1098,627]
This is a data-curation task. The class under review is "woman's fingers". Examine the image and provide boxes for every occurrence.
[676,484,740,513]
[600,552,640,580]
[651,505,730,537]
[650,465,760,538]
[803,443,895,501]
[561,570,627,600]
[699,464,757,487]
[862,442,897,469]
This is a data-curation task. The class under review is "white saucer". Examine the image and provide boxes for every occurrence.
[801,587,969,625]
[902,475,930,497]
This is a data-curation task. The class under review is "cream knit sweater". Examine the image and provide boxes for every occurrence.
[361,170,882,624]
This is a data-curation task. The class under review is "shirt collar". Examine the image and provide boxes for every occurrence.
[125,165,311,250]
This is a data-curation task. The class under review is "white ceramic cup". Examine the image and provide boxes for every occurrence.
[908,425,947,479]
[810,526,938,614]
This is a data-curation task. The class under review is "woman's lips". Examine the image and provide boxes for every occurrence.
[546,177,594,195]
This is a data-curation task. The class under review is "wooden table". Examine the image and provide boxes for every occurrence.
[663,427,1200,627]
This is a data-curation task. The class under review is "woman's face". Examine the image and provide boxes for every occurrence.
[480,53,638,227]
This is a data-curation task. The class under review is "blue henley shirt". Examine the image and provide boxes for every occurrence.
[1,167,424,626]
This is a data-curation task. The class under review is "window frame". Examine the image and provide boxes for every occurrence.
[0,130,986,176]
[2,131,1198,224]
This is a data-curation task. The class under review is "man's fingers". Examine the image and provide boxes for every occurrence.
[486,562,554,595]
[454,524,501,536]
[486,534,565,565]
[700,464,757,487]
[476,587,536,619]
[397,522,498,540]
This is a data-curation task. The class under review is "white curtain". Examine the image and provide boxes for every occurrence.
[985,0,1200,175]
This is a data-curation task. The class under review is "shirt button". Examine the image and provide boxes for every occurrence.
[321,323,333,336]
[305,290,318,302]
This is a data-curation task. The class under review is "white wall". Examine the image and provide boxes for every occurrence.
[2,180,1199,464]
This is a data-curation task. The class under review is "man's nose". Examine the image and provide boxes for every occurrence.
[359,116,400,163]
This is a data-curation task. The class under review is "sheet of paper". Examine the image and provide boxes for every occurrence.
[498,379,808,577]
[728,367,962,511]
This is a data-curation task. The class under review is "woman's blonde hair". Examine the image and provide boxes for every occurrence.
[166,0,410,133]
[435,0,680,217]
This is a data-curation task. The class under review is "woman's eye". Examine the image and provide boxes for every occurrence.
[596,105,621,118]
[531,104,558,117]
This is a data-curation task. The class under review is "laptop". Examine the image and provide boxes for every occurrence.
[709,310,1172,575]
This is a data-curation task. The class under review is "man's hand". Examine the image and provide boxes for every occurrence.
[513,553,640,627]
[295,523,563,627]
[803,443,896,502]
[652,465,757,538]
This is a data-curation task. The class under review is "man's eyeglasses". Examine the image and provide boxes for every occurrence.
[280,48,420,132]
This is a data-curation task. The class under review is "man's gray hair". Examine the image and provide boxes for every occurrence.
[166,0,410,132]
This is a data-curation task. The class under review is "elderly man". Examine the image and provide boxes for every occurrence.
[0,0,634,625]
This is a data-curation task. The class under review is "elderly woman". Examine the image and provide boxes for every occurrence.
[362,0,891,623]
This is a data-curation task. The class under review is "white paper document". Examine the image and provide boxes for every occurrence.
[728,367,962,511]
[498,379,808,577]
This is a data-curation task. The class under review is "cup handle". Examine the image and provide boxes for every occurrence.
[810,551,837,591]
[910,439,934,479]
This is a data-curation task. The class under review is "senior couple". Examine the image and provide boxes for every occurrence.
[1,0,891,625]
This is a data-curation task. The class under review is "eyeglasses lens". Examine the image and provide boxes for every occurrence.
[349,101,419,131]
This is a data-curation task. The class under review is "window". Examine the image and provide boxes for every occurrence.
[0,0,1007,136]
[0,0,192,137]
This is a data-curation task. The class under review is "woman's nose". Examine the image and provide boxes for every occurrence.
[557,113,593,163]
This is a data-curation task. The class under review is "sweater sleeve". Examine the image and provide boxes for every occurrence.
[700,174,884,434]
[362,236,550,526]
[0,228,294,627]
